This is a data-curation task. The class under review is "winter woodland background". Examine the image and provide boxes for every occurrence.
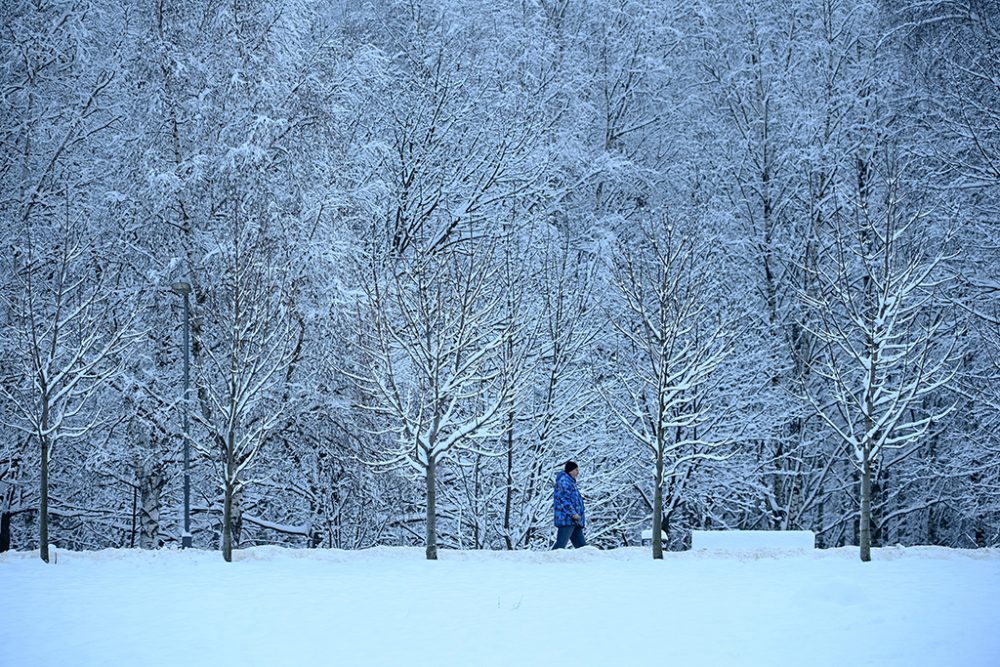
[2,0,998,557]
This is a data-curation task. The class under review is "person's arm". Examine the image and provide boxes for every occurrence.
[572,487,584,523]
[567,480,583,524]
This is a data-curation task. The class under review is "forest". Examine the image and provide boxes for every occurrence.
[1,0,998,561]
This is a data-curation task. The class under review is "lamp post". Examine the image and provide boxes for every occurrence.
[171,282,193,548]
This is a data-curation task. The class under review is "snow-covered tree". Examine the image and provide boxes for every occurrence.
[0,0,995,553]
[0,1,139,561]
[3,219,138,562]
[800,163,958,561]
[352,241,519,559]
[607,221,733,558]
[191,219,298,562]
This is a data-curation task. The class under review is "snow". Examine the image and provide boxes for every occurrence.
[1,546,998,667]
[691,529,816,551]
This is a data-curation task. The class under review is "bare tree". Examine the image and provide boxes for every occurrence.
[606,222,732,559]
[352,241,519,559]
[0,0,135,562]
[3,219,137,562]
[191,215,298,562]
[800,165,957,562]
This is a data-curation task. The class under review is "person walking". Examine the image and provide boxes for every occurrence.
[552,460,586,549]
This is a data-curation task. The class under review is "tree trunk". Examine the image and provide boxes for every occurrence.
[859,451,872,562]
[129,485,137,548]
[472,454,482,549]
[815,494,825,549]
[652,451,664,560]
[772,439,785,529]
[138,462,165,549]
[39,431,49,564]
[852,464,860,547]
[0,510,11,552]
[308,492,324,549]
[503,407,514,550]
[223,479,233,562]
[223,431,235,562]
[426,455,437,560]
[232,484,244,549]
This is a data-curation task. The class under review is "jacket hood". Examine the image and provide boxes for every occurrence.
[557,470,576,484]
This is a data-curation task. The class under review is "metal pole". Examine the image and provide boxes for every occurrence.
[181,290,192,548]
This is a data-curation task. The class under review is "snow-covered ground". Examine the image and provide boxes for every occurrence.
[2,546,998,666]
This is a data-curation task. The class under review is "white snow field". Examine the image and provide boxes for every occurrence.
[2,546,998,667]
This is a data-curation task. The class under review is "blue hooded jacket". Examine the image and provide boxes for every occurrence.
[553,470,585,527]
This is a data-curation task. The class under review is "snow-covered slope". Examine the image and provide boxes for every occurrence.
[2,546,998,666]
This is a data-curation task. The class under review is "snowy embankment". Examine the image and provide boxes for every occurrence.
[2,546,998,667]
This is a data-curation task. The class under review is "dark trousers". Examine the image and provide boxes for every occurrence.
[552,524,586,549]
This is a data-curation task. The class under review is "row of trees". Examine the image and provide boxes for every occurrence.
[1,0,997,562]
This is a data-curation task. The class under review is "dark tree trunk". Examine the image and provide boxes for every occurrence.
[852,464,861,548]
[0,510,11,552]
[232,485,244,549]
[860,452,872,562]
[503,407,514,550]
[223,430,235,563]
[652,450,664,560]
[426,455,437,560]
[309,495,324,549]
[129,485,137,548]
[39,430,49,563]
[223,479,233,562]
